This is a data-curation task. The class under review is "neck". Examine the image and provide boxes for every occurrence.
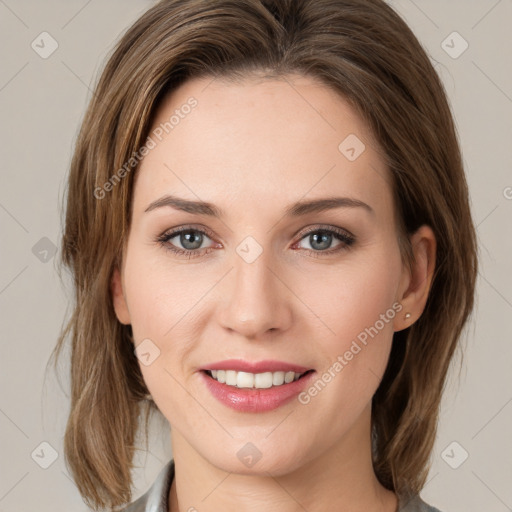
[168,404,397,512]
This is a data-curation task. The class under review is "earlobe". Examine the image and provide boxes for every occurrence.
[111,267,131,325]
[393,225,436,332]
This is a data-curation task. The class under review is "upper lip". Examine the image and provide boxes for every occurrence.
[200,359,313,374]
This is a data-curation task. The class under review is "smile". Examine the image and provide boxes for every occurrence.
[200,368,316,412]
[205,369,314,389]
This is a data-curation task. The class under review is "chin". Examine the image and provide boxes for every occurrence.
[205,444,308,477]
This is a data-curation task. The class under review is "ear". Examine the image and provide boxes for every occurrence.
[393,225,436,332]
[111,266,131,325]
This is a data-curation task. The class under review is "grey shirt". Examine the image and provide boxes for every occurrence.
[120,459,442,512]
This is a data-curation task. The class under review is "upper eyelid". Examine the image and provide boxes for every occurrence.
[299,224,353,237]
[158,224,215,239]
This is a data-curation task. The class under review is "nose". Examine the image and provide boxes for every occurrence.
[217,248,293,340]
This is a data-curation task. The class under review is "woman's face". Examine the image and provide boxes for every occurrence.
[112,73,415,474]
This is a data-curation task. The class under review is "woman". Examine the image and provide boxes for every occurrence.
[51,0,478,511]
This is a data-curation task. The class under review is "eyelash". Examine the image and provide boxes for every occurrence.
[156,225,355,259]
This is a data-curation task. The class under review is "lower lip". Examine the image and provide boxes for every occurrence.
[200,370,316,412]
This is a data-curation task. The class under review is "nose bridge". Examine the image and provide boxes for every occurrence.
[218,242,291,338]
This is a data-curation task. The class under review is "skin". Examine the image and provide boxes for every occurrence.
[111,73,436,512]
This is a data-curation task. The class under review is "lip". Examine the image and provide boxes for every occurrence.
[199,369,316,413]
[200,359,312,373]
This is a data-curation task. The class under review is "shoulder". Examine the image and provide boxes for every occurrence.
[398,491,444,512]
[118,459,175,512]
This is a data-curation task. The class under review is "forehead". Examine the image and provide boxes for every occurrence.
[133,73,393,223]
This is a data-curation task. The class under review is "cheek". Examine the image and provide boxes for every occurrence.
[124,266,201,424]
[121,246,205,399]
[306,255,400,344]
[123,240,206,338]
[301,254,401,394]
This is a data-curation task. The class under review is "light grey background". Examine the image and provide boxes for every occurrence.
[0,1,511,511]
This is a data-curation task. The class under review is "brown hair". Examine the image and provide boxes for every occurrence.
[49,0,478,509]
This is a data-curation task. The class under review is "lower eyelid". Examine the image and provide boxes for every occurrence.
[295,234,353,252]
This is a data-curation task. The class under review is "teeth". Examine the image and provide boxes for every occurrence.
[207,369,306,389]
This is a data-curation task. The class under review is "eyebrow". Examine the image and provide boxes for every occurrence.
[144,194,374,217]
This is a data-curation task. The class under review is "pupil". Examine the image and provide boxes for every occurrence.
[181,231,202,250]
[311,232,331,251]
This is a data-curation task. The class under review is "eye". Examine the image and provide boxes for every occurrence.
[156,226,219,259]
[293,226,355,257]
[156,225,355,259]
